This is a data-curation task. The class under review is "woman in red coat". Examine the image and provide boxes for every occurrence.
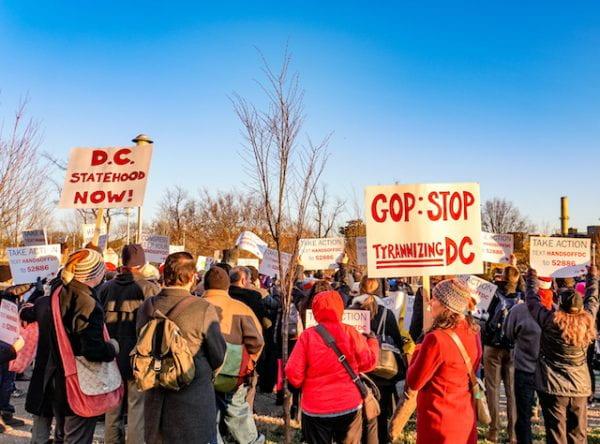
[285,290,379,444]
[406,278,482,444]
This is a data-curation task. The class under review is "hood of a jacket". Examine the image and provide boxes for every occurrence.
[312,290,343,323]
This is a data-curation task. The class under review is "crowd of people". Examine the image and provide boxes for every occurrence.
[0,245,598,444]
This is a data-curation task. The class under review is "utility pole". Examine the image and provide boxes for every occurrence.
[560,196,569,236]
[132,134,153,243]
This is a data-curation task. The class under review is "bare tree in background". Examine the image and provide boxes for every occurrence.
[482,197,535,234]
[233,49,329,442]
[312,184,345,238]
[0,101,52,246]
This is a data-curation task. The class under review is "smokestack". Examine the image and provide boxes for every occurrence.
[560,196,569,236]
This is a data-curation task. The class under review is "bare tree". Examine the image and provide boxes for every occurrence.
[311,184,345,238]
[233,49,329,442]
[481,197,535,234]
[0,101,52,246]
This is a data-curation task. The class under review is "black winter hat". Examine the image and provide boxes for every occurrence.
[122,244,146,267]
[204,266,230,291]
[559,288,583,314]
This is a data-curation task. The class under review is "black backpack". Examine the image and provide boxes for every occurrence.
[485,292,521,349]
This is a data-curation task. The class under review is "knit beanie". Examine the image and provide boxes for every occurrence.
[204,266,230,291]
[61,249,105,285]
[432,278,471,314]
[559,288,583,314]
[122,244,146,268]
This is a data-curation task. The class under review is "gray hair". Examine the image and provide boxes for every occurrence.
[230,266,251,285]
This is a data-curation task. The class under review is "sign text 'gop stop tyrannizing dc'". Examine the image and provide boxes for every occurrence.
[365,183,483,278]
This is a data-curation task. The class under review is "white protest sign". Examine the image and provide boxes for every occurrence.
[59,145,153,209]
[356,237,368,266]
[380,290,406,321]
[482,232,514,264]
[259,247,291,278]
[81,223,107,250]
[103,248,119,267]
[236,231,268,259]
[365,183,483,278]
[21,229,47,246]
[169,245,185,254]
[306,309,371,334]
[530,236,590,278]
[403,295,415,332]
[196,256,215,272]
[141,234,170,264]
[6,244,61,284]
[238,258,260,269]
[298,237,345,270]
[458,275,498,317]
[0,300,19,345]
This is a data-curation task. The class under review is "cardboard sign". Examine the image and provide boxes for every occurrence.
[365,183,483,278]
[530,236,590,278]
[21,229,47,246]
[6,244,61,284]
[169,245,185,254]
[237,258,260,269]
[305,309,371,334]
[259,247,291,278]
[0,300,19,345]
[458,275,498,317]
[81,223,107,250]
[59,145,153,209]
[356,237,368,266]
[236,231,268,259]
[141,234,170,264]
[298,237,345,270]
[482,232,514,264]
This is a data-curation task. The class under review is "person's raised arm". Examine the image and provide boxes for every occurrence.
[584,265,599,319]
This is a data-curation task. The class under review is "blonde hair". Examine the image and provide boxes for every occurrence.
[360,276,379,295]
[429,306,480,333]
[553,311,596,348]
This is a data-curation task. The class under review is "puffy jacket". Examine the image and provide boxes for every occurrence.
[285,290,379,416]
[526,271,599,396]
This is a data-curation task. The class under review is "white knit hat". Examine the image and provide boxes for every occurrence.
[61,249,105,285]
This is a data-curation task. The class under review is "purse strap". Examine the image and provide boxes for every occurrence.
[315,324,368,398]
[443,330,478,388]
[51,286,77,376]
[376,307,387,337]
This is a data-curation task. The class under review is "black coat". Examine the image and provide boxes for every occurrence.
[526,272,599,396]
[0,342,16,365]
[20,287,53,416]
[34,278,117,416]
[98,271,160,379]
[229,285,267,325]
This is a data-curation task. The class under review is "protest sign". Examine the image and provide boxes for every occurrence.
[7,244,61,285]
[236,231,268,259]
[169,245,185,254]
[403,295,415,332]
[103,248,119,267]
[458,275,498,317]
[530,236,590,278]
[356,237,368,266]
[482,232,513,264]
[298,237,345,270]
[238,258,260,269]
[21,229,47,246]
[141,234,170,264]
[306,309,371,334]
[365,183,483,278]
[380,290,406,321]
[59,145,153,209]
[196,256,215,272]
[259,247,291,278]
[0,300,19,345]
[81,223,107,250]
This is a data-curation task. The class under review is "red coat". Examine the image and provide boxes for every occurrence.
[285,290,379,416]
[406,319,482,444]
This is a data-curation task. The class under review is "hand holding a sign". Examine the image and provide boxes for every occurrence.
[12,336,24,353]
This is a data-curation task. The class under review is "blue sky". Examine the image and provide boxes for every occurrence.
[1,1,599,231]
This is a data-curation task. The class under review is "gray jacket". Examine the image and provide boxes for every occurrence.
[503,302,541,374]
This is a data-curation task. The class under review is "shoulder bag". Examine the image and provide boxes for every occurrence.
[51,286,123,417]
[315,324,380,420]
[444,330,491,426]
